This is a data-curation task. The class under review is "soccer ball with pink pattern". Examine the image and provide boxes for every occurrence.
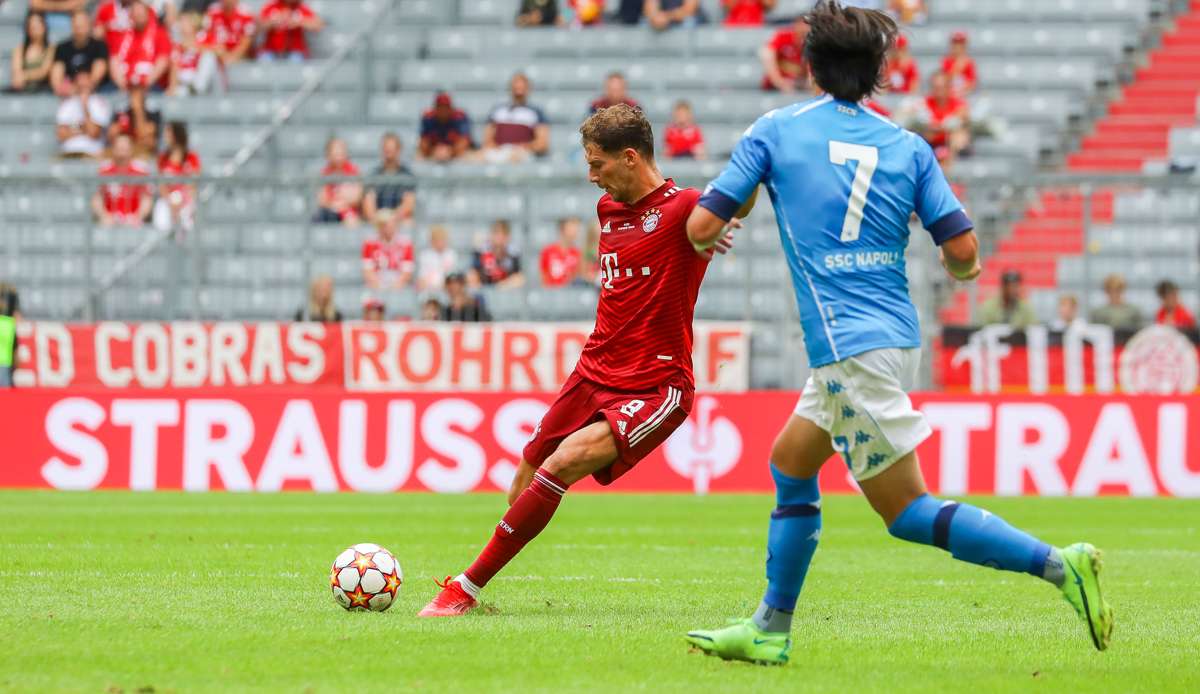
[330,543,402,612]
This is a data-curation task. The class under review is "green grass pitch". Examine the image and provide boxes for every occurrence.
[1,491,1197,693]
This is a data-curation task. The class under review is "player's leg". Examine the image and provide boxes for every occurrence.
[686,389,834,665]
[863,452,1113,650]
[507,460,537,506]
[418,421,619,617]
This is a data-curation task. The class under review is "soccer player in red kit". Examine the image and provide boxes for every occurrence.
[418,104,736,617]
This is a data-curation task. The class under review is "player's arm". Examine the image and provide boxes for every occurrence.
[914,136,978,280]
[940,230,980,281]
[688,116,772,250]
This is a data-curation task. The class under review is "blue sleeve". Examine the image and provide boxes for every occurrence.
[699,115,774,221]
[914,137,973,244]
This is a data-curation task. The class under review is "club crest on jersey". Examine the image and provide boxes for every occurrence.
[641,208,662,233]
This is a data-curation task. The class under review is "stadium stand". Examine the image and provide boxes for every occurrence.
[1,0,1197,389]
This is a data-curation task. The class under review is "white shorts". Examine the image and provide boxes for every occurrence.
[793,347,931,481]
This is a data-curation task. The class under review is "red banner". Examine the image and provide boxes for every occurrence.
[12,321,750,392]
[939,324,1200,395]
[2,391,1196,496]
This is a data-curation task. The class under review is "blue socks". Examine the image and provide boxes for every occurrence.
[888,494,1057,582]
[754,465,821,633]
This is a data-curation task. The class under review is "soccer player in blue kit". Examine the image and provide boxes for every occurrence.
[683,1,1113,664]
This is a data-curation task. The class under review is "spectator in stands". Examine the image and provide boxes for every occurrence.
[107,2,170,158]
[0,282,19,388]
[889,0,926,24]
[94,0,159,58]
[29,1,87,44]
[582,221,600,284]
[590,72,640,114]
[51,11,108,97]
[644,0,705,31]
[1089,273,1142,331]
[483,72,550,164]
[942,30,977,95]
[920,71,970,162]
[146,1,180,27]
[153,121,200,231]
[418,92,473,163]
[314,137,363,226]
[471,219,525,289]
[258,0,322,63]
[885,33,918,94]
[1050,294,1082,331]
[541,217,583,288]
[442,272,491,322]
[294,275,343,322]
[760,16,809,93]
[663,100,705,160]
[6,12,54,94]
[181,0,214,15]
[421,298,443,321]
[200,0,256,71]
[92,133,153,227]
[362,297,386,322]
[977,269,1036,328]
[362,215,415,291]
[418,224,459,292]
[169,12,221,95]
[1155,280,1197,329]
[570,0,605,26]
[516,0,563,26]
[56,70,112,158]
[363,133,416,228]
[722,0,775,26]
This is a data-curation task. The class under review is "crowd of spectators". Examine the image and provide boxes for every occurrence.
[978,271,1198,332]
[513,0,924,29]
[5,0,327,235]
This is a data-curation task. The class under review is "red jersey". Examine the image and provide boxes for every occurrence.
[95,0,159,56]
[663,123,704,158]
[201,3,256,53]
[886,56,919,93]
[540,243,581,287]
[115,23,172,88]
[926,95,967,126]
[762,28,805,89]
[362,235,415,275]
[1157,305,1197,329]
[260,0,318,57]
[321,159,360,202]
[723,0,767,25]
[575,180,707,390]
[941,55,977,94]
[158,151,201,202]
[99,161,152,217]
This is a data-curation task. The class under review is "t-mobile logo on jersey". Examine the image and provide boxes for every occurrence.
[599,252,653,290]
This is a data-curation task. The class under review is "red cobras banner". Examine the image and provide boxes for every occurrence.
[11,321,750,392]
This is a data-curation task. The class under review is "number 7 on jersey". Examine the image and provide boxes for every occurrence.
[828,140,879,243]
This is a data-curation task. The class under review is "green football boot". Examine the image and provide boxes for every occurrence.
[1059,542,1114,651]
[685,618,790,665]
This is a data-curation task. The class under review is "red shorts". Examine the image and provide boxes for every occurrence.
[522,371,694,486]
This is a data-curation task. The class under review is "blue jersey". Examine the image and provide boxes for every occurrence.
[700,95,972,368]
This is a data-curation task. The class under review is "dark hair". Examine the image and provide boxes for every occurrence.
[23,11,48,52]
[166,121,190,157]
[579,104,655,160]
[1156,280,1179,298]
[803,0,898,103]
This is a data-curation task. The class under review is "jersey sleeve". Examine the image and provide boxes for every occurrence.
[914,136,973,245]
[699,115,774,221]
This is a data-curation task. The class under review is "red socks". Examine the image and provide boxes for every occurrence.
[463,470,568,588]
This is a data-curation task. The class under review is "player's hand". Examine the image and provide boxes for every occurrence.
[698,219,740,260]
[939,248,982,281]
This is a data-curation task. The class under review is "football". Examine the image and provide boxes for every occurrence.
[329,543,403,612]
